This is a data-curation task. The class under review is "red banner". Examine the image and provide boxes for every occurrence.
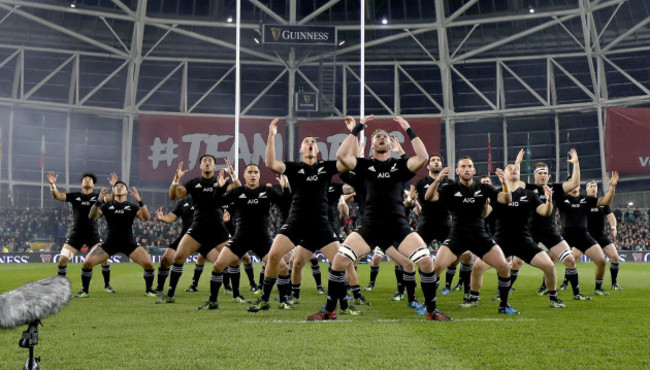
[297,117,441,182]
[138,116,441,184]
[138,116,285,184]
[605,108,650,174]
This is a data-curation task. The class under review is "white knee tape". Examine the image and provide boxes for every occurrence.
[409,247,430,264]
[337,245,358,262]
[373,247,385,258]
[558,249,572,262]
[60,248,75,259]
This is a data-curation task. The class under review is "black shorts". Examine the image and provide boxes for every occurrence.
[496,235,545,265]
[592,234,613,248]
[355,218,415,251]
[416,222,450,246]
[442,229,497,259]
[278,216,338,252]
[562,228,599,253]
[186,222,230,256]
[226,234,272,259]
[101,241,139,257]
[65,232,101,250]
[167,228,189,251]
[531,229,565,250]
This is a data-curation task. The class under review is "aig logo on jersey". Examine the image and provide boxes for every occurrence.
[247,199,259,204]
[306,175,319,182]
[377,172,391,179]
[462,198,475,203]
[203,187,214,192]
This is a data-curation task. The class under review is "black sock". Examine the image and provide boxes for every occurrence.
[548,290,559,302]
[230,266,241,298]
[595,279,603,290]
[292,283,301,299]
[394,266,404,294]
[167,263,184,298]
[460,263,473,295]
[143,269,154,292]
[566,267,580,295]
[101,265,111,287]
[610,263,619,285]
[541,277,547,288]
[223,267,231,290]
[468,290,480,302]
[243,263,256,288]
[444,267,456,289]
[209,271,223,303]
[498,275,511,308]
[510,269,519,290]
[403,271,417,302]
[258,266,265,288]
[58,265,67,276]
[351,285,362,300]
[420,271,437,313]
[277,274,291,302]
[156,267,169,291]
[562,270,569,286]
[369,266,380,285]
[261,276,277,302]
[81,268,93,293]
[192,264,204,288]
[325,270,346,312]
[311,264,323,289]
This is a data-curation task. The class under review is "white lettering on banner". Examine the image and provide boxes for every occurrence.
[148,137,179,169]
[640,156,650,167]
[149,133,283,171]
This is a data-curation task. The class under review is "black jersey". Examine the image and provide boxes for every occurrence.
[587,201,611,236]
[282,161,338,219]
[171,197,194,232]
[99,201,139,244]
[221,185,281,238]
[183,176,226,225]
[415,175,453,229]
[526,183,564,233]
[353,157,415,221]
[327,182,344,224]
[65,192,99,234]
[556,192,598,230]
[438,181,500,233]
[491,188,543,238]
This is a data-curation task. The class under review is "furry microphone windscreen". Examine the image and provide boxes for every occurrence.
[0,276,71,329]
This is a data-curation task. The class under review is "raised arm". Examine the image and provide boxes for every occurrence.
[424,167,451,202]
[393,117,427,173]
[89,187,108,220]
[598,171,619,206]
[562,149,580,193]
[265,118,286,174]
[337,115,372,172]
[131,187,150,221]
[155,207,178,224]
[495,168,513,204]
[536,185,554,217]
[224,157,241,189]
[47,172,66,201]
[169,162,189,200]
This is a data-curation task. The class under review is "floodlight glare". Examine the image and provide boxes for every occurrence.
[382,18,388,25]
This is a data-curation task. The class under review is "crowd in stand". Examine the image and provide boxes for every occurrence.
[0,205,648,253]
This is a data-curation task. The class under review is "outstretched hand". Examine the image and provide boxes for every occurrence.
[175,162,189,181]
[269,118,279,136]
[47,171,58,185]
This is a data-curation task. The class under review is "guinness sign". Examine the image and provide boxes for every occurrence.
[263,25,336,45]
[296,92,319,112]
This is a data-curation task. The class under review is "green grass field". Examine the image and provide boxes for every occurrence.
[1,262,649,369]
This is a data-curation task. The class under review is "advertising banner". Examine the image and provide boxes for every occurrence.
[605,108,650,174]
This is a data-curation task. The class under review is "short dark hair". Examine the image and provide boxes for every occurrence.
[480,174,490,179]
[199,154,216,163]
[456,156,473,166]
[534,162,549,170]
[429,154,444,165]
[113,180,127,188]
[81,173,97,184]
